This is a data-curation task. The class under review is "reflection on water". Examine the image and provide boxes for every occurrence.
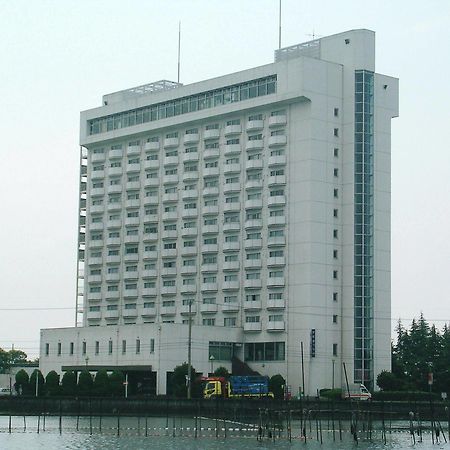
[0,415,445,449]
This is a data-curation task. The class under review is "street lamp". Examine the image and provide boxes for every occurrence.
[209,355,215,375]
[85,356,89,369]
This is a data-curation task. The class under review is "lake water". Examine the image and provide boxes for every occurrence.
[0,415,447,449]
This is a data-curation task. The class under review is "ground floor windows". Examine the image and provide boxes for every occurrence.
[244,341,285,362]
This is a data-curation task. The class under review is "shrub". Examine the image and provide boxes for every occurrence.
[45,370,60,396]
[29,369,45,396]
[78,370,93,396]
[61,371,77,396]
[269,374,286,400]
[109,370,125,397]
[372,390,441,401]
[14,369,29,395]
[320,388,342,400]
[93,369,109,396]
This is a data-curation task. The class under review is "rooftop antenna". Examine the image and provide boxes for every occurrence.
[306,29,322,40]
[177,21,181,83]
[278,0,282,49]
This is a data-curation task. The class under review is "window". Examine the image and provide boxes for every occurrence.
[226,138,239,145]
[162,300,175,307]
[204,237,217,245]
[183,278,195,285]
[203,255,217,264]
[269,314,283,322]
[209,341,233,360]
[224,215,239,223]
[247,153,261,160]
[183,259,195,266]
[108,340,113,355]
[225,235,238,242]
[107,304,118,310]
[204,198,217,206]
[246,272,260,280]
[333,128,339,137]
[124,303,137,309]
[203,318,216,326]
[164,242,176,249]
[333,292,338,302]
[224,317,237,327]
[246,293,260,302]
[247,192,261,200]
[246,252,260,260]
[204,217,217,225]
[334,108,339,117]
[244,342,285,362]
[183,240,195,247]
[185,146,197,154]
[269,270,283,278]
[57,342,61,356]
[334,148,339,157]
[226,119,240,126]
[269,292,283,300]
[224,274,238,281]
[136,339,140,354]
[245,316,260,323]
[95,341,99,355]
[333,188,339,198]
[270,169,284,176]
[225,176,239,184]
[184,202,197,209]
[270,129,284,136]
[150,338,155,353]
[203,275,216,283]
[224,295,237,303]
[166,131,178,138]
[185,128,198,135]
[333,270,338,279]
[333,315,338,324]
[82,341,86,355]
[143,301,155,308]
[89,306,100,312]
[246,232,261,240]
[224,254,238,262]
[269,229,284,238]
[70,342,74,355]
[248,133,262,141]
[333,209,338,218]
[269,250,283,257]
[333,343,338,356]
[248,114,263,121]
[163,280,175,287]
[122,340,126,354]
[45,343,49,356]
[107,285,119,292]
[333,229,338,239]
[333,168,339,178]
[203,297,216,304]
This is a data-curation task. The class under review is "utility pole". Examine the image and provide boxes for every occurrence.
[187,299,192,399]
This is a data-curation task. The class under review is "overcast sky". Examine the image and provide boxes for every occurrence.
[0,0,449,358]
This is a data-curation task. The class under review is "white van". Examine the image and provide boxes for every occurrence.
[0,388,11,396]
[342,383,372,401]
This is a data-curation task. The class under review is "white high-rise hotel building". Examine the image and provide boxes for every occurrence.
[40,29,398,395]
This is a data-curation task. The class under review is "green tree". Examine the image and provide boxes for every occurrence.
[61,371,77,396]
[109,370,125,397]
[213,366,230,378]
[29,369,45,396]
[269,374,286,399]
[45,370,60,396]
[0,348,28,374]
[14,369,29,395]
[171,363,198,398]
[376,370,402,391]
[93,369,109,396]
[78,370,93,396]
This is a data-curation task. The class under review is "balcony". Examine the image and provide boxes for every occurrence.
[88,257,103,266]
[88,274,102,283]
[105,291,119,301]
[108,167,122,177]
[122,308,138,318]
[124,235,139,244]
[161,267,177,277]
[160,306,176,315]
[107,202,121,212]
[162,193,178,203]
[123,289,138,298]
[223,163,241,174]
[244,322,262,332]
[144,159,160,170]
[267,277,285,287]
[124,270,138,280]
[89,222,103,231]
[105,310,119,320]
[109,149,123,159]
[244,220,262,229]
[143,233,158,242]
[202,244,218,253]
[224,124,242,135]
[161,248,177,258]
[181,246,197,256]
[144,177,159,187]
[223,222,240,232]
[183,171,198,182]
[245,159,263,170]
[200,303,218,313]
[201,283,218,292]
[268,155,286,166]
[106,238,121,247]
[202,225,219,234]
[107,184,122,194]
[203,129,220,140]
[106,255,120,264]
[267,236,286,247]
[201,263,218,273]
[88,292,102,301]
[268,195,286,207]
[162,211,178,221]
[244,279,262,289]
[244,300,262,310]
[182,208,198,218]
[91,170,105,179]
[204,148,219,159]
[246,120,264,132]
[223,241,239,251]
[222,281,239,291]
[223,182,241,193]
[223,202,240,212]
[245,238,262,249]
[125,217,140,227]
[182,189,198,200]
[89,239,104,248]
[268,115,287,127]
[202,205,219,216]
[164,137,179,148]
[268,175,286,186]
[181,283,197,294]
[184,133,199,145]
[143,196,158,206]
[223,302,239,313]
[182,152,198,162]
[105,273,120,282]
[144,141,160,151]
[180,304,197,315]
[202,186,219,197]
[142,287,157,296]
[124,253,139,262]
[267,321,285,332]
[267,215,286,227]
[107,220,122,229]
[224,144,241,156]
[126,163,140,173]
[180,265,197,275]
[125,199,140,209]
[142,269,157,278]
[141,306,157,317]
[267,256,285,267]
[268,135,287,147]
[223,261,240,271]
[203,167,219,177]
[245,199,262,209]
[127,145,140,155]
[161,285,177,295]
[143,250,158,260]
[87,311,102,320]
[90,205,104,214]
[163,174,178,184]
[245,179,262,190]
[162,230,177,240]
[267,299,285,309]
[90,187,104,197]
[163,156,179,166]
[181,227,197,237]
[244,259,261,269]
[245,140,263,151]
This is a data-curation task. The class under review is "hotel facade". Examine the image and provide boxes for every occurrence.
[40,29,399,396]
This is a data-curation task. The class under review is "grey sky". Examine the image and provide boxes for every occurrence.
[1,0,449,358]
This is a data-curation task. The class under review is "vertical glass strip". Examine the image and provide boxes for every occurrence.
[354,70,374,389]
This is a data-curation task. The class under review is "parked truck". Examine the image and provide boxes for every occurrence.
[341,383,372,401]
[203,376,274,399]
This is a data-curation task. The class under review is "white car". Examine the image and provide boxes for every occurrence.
[0,388,11,396]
